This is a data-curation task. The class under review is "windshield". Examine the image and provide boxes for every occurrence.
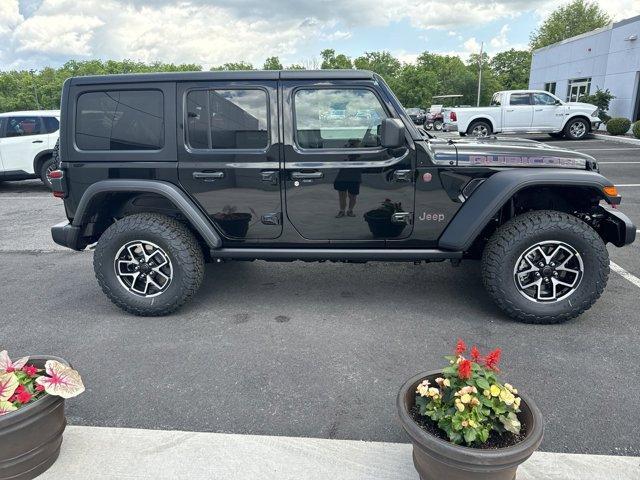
[406,108,421,114]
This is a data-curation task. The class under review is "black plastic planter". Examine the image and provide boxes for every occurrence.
[397,371,544,480]
[0,356,68,480]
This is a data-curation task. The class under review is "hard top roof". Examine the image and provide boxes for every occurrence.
[68,69,376,86]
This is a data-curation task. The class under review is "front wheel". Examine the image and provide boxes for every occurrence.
[93,213,205,316]
[564,118,589,140]
[481,210,609,324]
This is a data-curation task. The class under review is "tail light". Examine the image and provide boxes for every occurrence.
[49,170,66,198]
[450,111,457,122]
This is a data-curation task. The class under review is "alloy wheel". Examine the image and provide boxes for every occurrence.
[114,240,173,297]
[569,121,586,139]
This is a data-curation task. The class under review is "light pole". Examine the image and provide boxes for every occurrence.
[30,70,41,110]
[476,42,484,107]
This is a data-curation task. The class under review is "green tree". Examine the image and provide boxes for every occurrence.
[320,49,353,69]
[285,64,306,70]
[466,53,502,106]
[263,56,283,70]
[210,61,254,71]
[353,51,401,79]
[529,0,611,50]
[489,49,531,90]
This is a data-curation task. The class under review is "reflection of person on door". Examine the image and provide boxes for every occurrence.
[334,168,362,218]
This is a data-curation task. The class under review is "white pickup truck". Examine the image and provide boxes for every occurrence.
[443,90,601,140]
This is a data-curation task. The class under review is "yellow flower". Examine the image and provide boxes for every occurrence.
[500,389,515,406]
[460,393,472,404]
[455,401,465,412]
[443,378,451,387]
[504,383,518,394]
[490,385,501,397]
[468,420,477,428]
[514,397,521,409]
[483,389,491,397]
[428,387,440,398]
[416,383,430,397]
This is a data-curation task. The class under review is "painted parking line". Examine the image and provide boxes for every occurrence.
[616,184,640,187]
[610,261,640,289]
[598,161,640,164]
[576,148,640,151]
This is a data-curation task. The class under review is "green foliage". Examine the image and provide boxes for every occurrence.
[263,56,283,70]
[530,0,611,50]
[490,50,532,90]
[210,61,254,71]
[353,51,401,80]
[633,122,640,139]
[581,88,615,123]
[285,64,306,71]
[320,49,353,69]
[606,118,631,136]
[415,344,522,447]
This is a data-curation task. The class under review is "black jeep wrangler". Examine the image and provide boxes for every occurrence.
[50,70,635,322]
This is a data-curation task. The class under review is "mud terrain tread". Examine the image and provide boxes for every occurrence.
[481,210,609,324]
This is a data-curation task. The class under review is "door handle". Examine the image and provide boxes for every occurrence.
[392,169,413,182]
[193,171,225,181]
[32,140,44,143]
[260,170,278,185]
[535,109,543,112]
[506,109,514,112]
[291,171,323,180]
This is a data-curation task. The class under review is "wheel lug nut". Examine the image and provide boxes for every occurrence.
[550,262,555,267]
[538,262,544,267]
[535,272,541,277]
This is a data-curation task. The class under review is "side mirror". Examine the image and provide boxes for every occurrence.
[380,118,405,148]
[554,100,562,105]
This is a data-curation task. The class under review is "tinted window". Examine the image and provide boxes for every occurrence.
[294,88,387,149]
[6,116,43,137]
[509,94,531,106]
[186,89,268,150]
[43,116,59,133]
[76,90,164,151]
[533,93,557,106]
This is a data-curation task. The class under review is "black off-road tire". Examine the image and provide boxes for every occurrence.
[481,210,609,324]
[93,213,205,316]
[39,156,57,189]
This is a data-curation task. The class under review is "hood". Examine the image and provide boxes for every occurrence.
[564,102,597,110]
[427,136,598,171]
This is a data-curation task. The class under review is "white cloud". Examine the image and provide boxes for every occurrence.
[490,25,510,49]
[463,37,481,54]
[0,0,23,36]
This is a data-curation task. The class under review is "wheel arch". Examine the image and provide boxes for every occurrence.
[562,114,592,131]
[438,169,620,252]
[466,117,495,134]
[71,180,222,249]
[33,149,54,174]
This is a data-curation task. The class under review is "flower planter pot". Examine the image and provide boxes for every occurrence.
[364,210,406,238]
[397,371,544,480]
[213,213,252,238]
[0,356,68,480]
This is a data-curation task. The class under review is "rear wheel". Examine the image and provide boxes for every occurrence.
[481,210,609,323]
[467,120,492,137]
[93,213,205,316]
[564,118,589,140]
[433,120,443,131]
[39,156,57,190]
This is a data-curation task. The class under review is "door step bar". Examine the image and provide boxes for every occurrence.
[210,248,462,262]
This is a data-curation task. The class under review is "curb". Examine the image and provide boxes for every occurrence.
[593,134,640,146]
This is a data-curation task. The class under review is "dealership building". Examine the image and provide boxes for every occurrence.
[529,14,640,122]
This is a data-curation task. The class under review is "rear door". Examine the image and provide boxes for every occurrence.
[282,80,415,242]
[503,93,533,131]
[177,81,282,240]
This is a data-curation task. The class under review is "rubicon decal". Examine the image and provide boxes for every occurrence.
[464,155,585,168]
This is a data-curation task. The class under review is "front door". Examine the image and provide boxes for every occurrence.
[177,81,282,240]
[503,92,533,131]
[532,92,564,130]
[282,81,415,241]
[1,115,48,174]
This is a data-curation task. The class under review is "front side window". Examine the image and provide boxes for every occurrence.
[509,93,532,106]
[294,88,387,149]
[533,93,557,106]
[75,90,164,151]
[186,89,268,150]
[6,116,43,137]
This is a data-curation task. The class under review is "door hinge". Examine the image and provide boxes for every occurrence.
[261,212,281,225]
[260,170,279,185]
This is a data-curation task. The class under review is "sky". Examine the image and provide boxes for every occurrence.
[1,0,640,71]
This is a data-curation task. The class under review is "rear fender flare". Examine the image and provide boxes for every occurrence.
[437,169,616,251]
[72,179,222,249]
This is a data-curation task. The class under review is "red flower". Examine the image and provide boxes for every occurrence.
[15,384,26,394]
[5,366,14,373]
[35,384,45,392]
[23,364,38,377]
[485,348,502,371]
[458,359,472,380]
[455,339,467,356]
[16,390,32,404]
[471,345,481,362]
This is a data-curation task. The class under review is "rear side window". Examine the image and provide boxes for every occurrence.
[75,90,164,151]
[186,89,269,150]
[6,116,44,137]
[294,88,387,149]
[509,93,532,106]
[490,93,501,106]
[43,116,59,134]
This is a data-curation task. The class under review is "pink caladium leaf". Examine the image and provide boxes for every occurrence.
[35,360,85,399]
[0,372,19,402]
[0,400,17,416]
[0,350,29,374]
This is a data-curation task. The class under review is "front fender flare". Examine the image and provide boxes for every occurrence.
[437,169,617,251]
[72,179,222,249]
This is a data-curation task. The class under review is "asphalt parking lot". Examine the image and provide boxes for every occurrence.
[2,134,640,457]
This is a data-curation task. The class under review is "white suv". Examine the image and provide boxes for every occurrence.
[0,110,60,188]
